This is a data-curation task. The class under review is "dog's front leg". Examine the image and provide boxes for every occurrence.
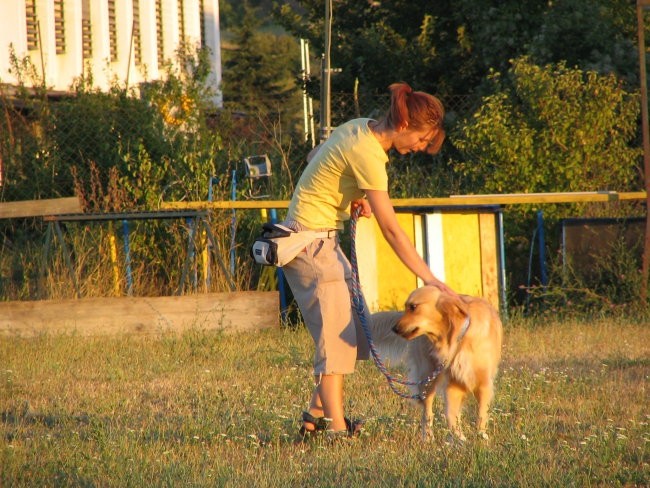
[475,382,494,440]
[419,392,436,441]
[444,382,467,442]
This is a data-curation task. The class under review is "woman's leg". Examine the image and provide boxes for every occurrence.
[313,374,346,431]
[283,237,356,434]
[304,374,346,432]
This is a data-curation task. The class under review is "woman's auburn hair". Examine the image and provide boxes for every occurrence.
[386,82,446,154]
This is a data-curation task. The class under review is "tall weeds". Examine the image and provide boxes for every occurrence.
[0,46,303,299]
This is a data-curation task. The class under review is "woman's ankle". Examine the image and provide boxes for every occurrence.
[308,407,324,419]
[327,418,347,432]
[301,410,329,432]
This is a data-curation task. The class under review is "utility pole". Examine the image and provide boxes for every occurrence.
[320,0,332,142]
[204,0,223,108]
[637,0,650,301]
[301,39,315,147]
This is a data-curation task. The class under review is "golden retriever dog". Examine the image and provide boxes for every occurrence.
[370,285,503,442]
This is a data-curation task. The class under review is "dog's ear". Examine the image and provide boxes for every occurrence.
[437,295,470,344]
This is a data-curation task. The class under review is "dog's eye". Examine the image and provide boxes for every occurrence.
[407,303,417,312]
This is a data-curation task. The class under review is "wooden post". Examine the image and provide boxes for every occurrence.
[637,1,650,301]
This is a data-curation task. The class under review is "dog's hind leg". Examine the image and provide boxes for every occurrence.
[444,382,467,442]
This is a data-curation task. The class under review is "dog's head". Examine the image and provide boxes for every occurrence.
[393,286,470,351]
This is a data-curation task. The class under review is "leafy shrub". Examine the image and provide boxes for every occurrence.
[0,45,302,299]
[451,56,644,308]
[453,56,641,201]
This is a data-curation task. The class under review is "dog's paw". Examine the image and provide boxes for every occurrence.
[421,426,435,442]
[445,431,466,446]
[478,431,490,441]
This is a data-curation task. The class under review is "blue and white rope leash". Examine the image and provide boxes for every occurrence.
[349,209,445,401]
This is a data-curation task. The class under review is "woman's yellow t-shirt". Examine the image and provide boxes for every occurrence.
[287,118,388,230]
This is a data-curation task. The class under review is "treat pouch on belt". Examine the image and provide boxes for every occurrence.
[250,223,333,267]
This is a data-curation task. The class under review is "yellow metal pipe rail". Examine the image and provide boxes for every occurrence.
[160,191,647,210]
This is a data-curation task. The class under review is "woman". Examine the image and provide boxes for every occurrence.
[282,82,456,440]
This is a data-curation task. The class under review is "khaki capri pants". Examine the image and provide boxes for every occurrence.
[283,234,371,375]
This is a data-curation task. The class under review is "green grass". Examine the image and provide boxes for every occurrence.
[1,318,648,487]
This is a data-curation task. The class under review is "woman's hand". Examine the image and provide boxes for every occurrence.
[351,198,372,218]
[424,277,460,298]
[364,189,460,299]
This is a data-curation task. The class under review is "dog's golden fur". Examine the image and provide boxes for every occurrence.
[370,285,503,441]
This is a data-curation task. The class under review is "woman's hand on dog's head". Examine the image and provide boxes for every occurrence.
[424,279,460,299]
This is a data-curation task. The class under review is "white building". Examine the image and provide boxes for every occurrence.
[0,0,222,105]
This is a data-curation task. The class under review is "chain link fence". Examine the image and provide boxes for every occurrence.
[0,86,247,300]
[0,86,479,301]
[0,88,477,204]
[329,92,477,129]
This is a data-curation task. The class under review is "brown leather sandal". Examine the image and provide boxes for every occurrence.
[297,411,331,440]
[343,417,365,437]
[297,411,364,441]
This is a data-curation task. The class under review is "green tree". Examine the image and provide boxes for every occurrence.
[274,0,638,99]
[275,0,450,95]
[453,56,641,201]
[527,0,638,83]
[221,3,300,118]
[451,57,643,309]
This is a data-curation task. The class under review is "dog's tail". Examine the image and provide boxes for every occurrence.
[368,311,410,367]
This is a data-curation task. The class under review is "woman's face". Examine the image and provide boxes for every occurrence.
[392,126,439,155]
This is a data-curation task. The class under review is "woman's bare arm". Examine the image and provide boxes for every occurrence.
[364,189,457,296]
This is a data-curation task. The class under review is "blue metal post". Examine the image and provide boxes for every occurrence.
[205,176,219,288]
[537,210,548,286]
[208,176,218,202]
[187,217,197,290]
[498,210,508,320]
[229,169,237,277]
[269,208,288,323]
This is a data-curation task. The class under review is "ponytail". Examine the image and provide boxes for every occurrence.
[387,83,413,130]
[385,82,445,134]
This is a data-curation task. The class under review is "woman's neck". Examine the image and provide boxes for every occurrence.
[368,119,395,152]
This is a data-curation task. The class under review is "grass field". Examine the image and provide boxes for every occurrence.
[1,317,648,487]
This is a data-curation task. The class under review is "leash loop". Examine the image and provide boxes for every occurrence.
[349,207,444,401]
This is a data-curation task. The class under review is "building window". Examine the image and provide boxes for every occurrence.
[25,0,39,51]
[132,0,141,65]
[82,0,92,59]
[156,0,164,66]
[178,0,185,41]
[199,0,205,48]
[54,0,66,54]
[108,0,117,61]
